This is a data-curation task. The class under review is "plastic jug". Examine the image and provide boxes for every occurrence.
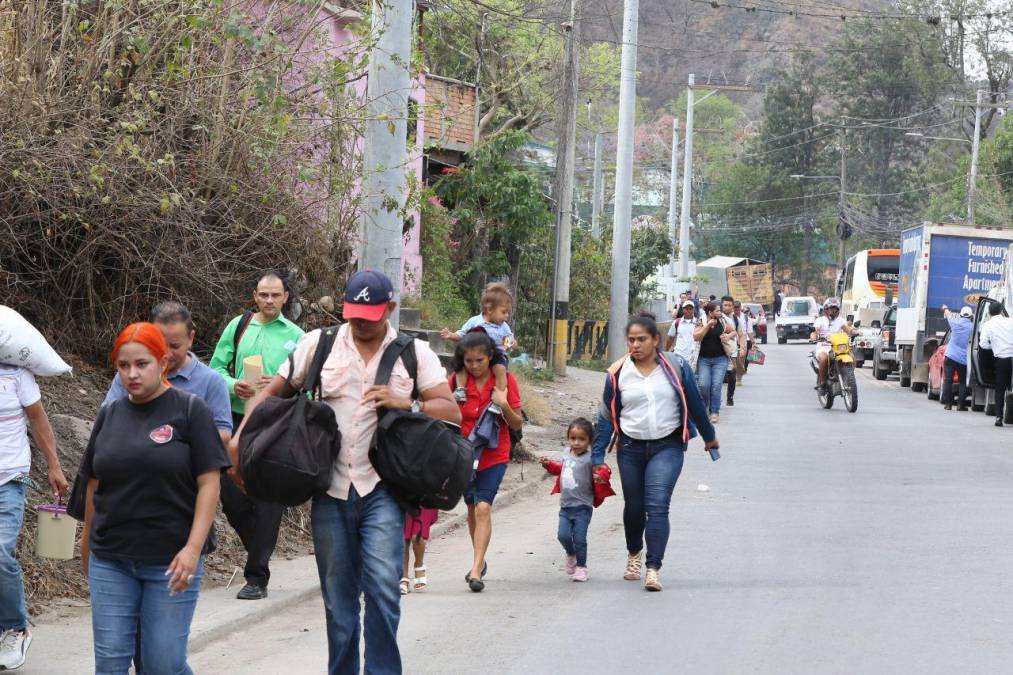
[35,503,76,560]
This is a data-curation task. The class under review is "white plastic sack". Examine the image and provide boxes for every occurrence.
[0,306,72,377]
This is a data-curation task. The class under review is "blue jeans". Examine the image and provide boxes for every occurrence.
[0,481,27,631]
[89,553,204,675]
[617,437,685,570]
[696,355,729,414]
[312,486,405,675]
[557,505,593,567]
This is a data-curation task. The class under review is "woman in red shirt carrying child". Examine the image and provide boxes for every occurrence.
[452,331,523,592]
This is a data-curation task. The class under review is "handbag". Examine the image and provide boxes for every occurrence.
[369,336,474,514]
[238,326,342,506]
[720,318,739,359]
[746,347,766,365]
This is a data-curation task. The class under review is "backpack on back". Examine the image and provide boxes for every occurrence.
[368,335,473,514]
[238,326,341,506]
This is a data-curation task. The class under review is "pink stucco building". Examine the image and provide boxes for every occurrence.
[263,2,477,296]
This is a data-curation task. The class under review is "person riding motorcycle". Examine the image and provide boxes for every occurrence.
[810,298,855,394]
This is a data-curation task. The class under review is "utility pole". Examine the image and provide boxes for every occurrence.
[801,190,812,297]
[606,0,638,363]
[838,127,847,269]
[360,0,413,330]
[968,89,983,225]
[678,74,695,281]
[549,0,581,375]
[668,119,680,277]
[591,133,604,239]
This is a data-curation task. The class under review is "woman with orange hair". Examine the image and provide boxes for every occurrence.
[80,323,230,674]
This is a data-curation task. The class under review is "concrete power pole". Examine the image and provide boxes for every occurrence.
[668,119,680,277]
[678,75,695,280]
[838,127,847,269]
[968,89,983,225]
[549,0,581,375]
[607,0,639,363]
[359,0,414,330]
[591,133,604,239]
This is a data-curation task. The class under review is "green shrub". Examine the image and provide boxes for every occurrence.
[417,193,472,329]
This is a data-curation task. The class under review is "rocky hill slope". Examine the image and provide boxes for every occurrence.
[584,0,892,114]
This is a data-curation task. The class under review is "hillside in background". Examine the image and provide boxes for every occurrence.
[584,0,893,115]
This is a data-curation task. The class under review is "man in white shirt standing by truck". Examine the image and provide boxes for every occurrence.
[978,302,1013,427]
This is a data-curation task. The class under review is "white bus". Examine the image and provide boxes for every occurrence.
[836,248,900,320]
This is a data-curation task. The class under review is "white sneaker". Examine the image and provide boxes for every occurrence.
[0,629,31,670]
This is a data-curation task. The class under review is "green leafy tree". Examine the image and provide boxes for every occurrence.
[827,17,952,218]
[629,223,676,310]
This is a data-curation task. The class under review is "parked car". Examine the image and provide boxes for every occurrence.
[744,302,767,344]
[775,296,820,344]
[851,328,880,368]
[872,305,898,380]
[926,328,972,406]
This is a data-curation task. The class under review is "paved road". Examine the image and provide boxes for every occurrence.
[191,343,1013,674]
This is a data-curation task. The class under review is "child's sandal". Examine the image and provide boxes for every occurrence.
[413,565,428,591]
[399,577,411,595]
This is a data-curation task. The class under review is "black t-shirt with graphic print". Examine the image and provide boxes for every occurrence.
[83,387,230,563]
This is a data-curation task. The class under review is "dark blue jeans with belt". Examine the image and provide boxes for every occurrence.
[617,435,685,571]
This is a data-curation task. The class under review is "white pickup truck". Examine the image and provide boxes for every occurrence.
[775,296,820,344]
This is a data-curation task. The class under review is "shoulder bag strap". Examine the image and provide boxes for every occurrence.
[302,326,339,399]
[229,310,256,377]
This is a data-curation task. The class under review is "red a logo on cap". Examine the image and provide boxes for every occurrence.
[353,288,371,302]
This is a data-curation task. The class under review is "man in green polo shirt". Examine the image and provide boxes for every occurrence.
[210,271,304,600]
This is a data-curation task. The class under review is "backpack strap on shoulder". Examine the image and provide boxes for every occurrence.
[301,326,339,399]
[375,334,416,387]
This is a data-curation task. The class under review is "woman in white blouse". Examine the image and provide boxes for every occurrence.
[590,312,719,592]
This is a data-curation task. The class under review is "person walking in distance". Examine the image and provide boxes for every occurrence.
[235,270,459,674]
[452,332,523,592]
[665,300,700,368]
[978,302,1013,426]
[0,360,68,670]
[591,312,719,592]
[81,323,230,674]
[209,271,304,600]
[940,305,973,411]
[723,297,747,404]
[694,302,735,423]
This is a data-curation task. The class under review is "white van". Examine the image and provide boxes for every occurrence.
[775,296,820,344]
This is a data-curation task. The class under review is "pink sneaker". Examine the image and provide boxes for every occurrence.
[572,566,588,582]
[564,555,577,576]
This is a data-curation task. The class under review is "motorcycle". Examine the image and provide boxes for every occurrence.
[809,332,859,412]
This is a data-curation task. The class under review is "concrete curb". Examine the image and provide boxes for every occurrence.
[188,472,551,655]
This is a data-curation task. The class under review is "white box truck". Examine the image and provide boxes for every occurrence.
[896,224,1013,392]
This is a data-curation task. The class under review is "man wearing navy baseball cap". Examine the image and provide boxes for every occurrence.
[234,269,460,673]
[342,269,395,322]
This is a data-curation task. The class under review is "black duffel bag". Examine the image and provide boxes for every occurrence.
[368,335,473,514]
[238,326,341,506]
